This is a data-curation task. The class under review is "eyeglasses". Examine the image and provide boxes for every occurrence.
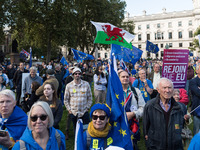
[74,73,81,75]
[92,115,106,120]
[30,115,48,122]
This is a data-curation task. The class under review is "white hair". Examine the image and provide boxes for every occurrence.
[0,89,15,101]
[29,66,37,72]
[157,78,174,90]
[28,101,54,130]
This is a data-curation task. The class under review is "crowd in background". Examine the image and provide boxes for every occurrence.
[0,57,200,149]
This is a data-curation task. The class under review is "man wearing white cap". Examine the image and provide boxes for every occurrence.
[64,67,92,133]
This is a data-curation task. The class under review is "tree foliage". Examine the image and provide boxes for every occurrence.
[2,0,132,62]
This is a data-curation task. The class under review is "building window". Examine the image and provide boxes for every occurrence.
[162,33,164,39]
[138,45,141,49]
[157,23,160,28]
[169,43,173,48]
[179,43,183,47]
[189,42,193,47]
[155,33,157,40]
[147,24,150,29]
[188,20,192,26]
[178,31,182,39]
[168,32,172,39]
[178,21,182,27]
[157,32,162,40]
[161,44,163,48]
[168,22,172,28]
[138,25,141,30]
[98,53,101,58]
[189,31,193,38]
[147,52,150,57]
[105,53,107,58]
[161,51,164,57]
[156,53,159,57]
[138,34,142,41]
[147,34,150,40]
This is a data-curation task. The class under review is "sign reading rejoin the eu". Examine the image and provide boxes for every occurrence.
[162,49,189,89]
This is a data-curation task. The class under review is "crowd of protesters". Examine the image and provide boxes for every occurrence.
[0,57,199,149]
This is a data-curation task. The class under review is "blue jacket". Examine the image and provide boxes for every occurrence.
[188,131,200,150]
[13,127,66,150]
[83,131,113,150]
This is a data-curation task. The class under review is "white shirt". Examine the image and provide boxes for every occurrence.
[153,72,161,89]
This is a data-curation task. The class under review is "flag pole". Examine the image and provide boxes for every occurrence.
[189,104,200,114]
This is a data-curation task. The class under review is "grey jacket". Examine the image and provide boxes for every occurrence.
[23,74,42,95]
[143,95,183,150]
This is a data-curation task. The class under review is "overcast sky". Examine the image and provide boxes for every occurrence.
[124,0,194,16]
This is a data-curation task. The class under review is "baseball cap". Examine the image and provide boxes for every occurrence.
[72,67,82,74]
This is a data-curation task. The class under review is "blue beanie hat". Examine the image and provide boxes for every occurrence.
[90,103,111,118]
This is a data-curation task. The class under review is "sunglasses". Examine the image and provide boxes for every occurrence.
[92,115,106,120]
[74,73,81,75]
[30,115,48,122]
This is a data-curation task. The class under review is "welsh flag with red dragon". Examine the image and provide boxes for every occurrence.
[91,21,135,49]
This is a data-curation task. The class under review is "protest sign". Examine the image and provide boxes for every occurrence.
[162,49,189,88]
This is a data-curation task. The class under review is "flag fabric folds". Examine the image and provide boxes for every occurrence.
[146,40,159,54]
[106,56,133,149]
[111,44,143,66]
[91,21,135,49]
[71,48,94,60]
[120,59,130,75]
[29,47,32,67]
[20,49,30,60]
[74,119,86,150]
[60,56,68,66]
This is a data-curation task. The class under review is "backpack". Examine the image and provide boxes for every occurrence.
[19,130,61,149]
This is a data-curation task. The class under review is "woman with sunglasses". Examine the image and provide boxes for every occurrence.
[40,82,63,129]
[12,101,66,150]
[93,66,107,103]
[83,103,114,149]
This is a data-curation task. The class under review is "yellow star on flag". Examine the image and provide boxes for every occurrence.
[120,101,125,107]
[121,130,127,137]
[118,128,122,134]
[115,94,119,99]
[131,135,134,140]
[114,122,117,127]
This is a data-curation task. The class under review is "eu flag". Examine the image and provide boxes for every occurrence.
[60,56,68,66]
[74,119,86,150]
[111,44,143,66]
[71,48,94,60]
[106,56,133,149]
[146,40,159,54]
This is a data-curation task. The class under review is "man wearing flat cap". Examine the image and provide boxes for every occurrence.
[64,67,92,132]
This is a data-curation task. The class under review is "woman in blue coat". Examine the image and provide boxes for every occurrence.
[13,101,65,150]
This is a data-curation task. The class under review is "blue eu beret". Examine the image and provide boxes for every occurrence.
[90,103,111,118]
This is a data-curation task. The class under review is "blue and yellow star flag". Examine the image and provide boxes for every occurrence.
[146,40,159,54]
[111,44,143,66]
[60,56,68,66]
[106,56,133,149]
[71,48,94,60]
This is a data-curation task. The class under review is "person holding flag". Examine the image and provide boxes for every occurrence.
[118,69,145,149]
[82,103,113,149]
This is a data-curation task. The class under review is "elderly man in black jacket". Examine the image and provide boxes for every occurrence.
[143,78,183,150]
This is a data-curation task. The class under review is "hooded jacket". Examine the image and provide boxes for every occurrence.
[12,127,66,150]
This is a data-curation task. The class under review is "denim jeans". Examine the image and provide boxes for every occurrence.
[193,116,200,135]
[9,79,14,89]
